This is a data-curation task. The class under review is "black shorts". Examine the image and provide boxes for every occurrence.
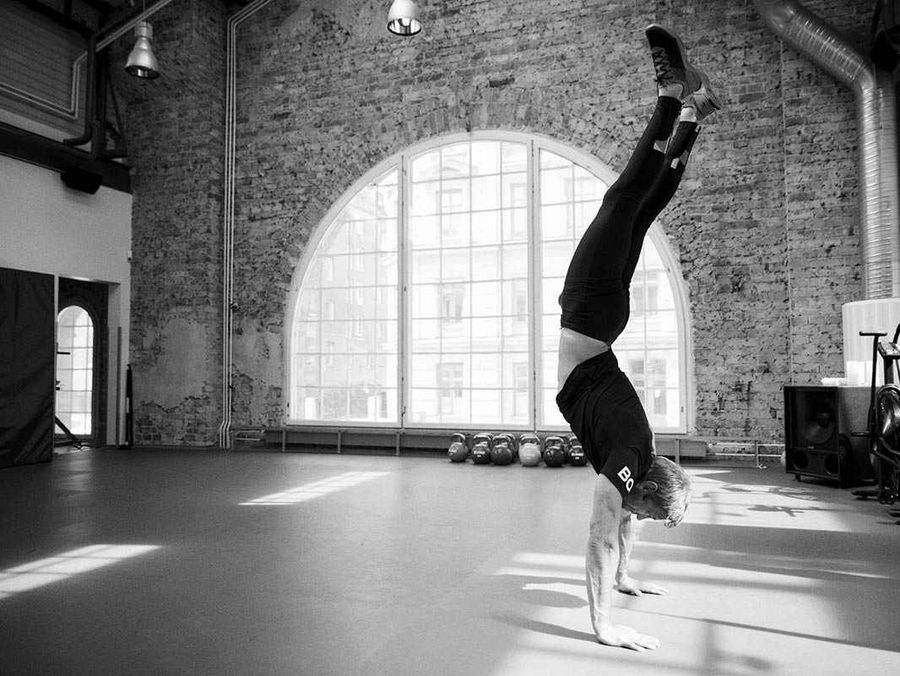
[556,350,653,498]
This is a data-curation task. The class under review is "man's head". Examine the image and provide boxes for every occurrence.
[623,455,692,528]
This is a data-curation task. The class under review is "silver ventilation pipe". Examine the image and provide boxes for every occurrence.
[219,0,275,449]
[755,0,900,299]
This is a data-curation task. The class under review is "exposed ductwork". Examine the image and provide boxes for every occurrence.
[755,0,900,299]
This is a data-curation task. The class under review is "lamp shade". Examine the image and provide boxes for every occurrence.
[125,21,160,78]
[387,0,421,36]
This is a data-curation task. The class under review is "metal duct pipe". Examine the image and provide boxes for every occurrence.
[219,0,275,449]
[755,0,900,298]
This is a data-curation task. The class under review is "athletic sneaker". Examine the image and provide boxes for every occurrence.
[684,67,723,119]
[645,24,701,97]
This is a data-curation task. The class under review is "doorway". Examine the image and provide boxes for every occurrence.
[57,278,109,448]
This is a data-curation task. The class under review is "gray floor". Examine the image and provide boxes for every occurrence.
[1,448,899,676]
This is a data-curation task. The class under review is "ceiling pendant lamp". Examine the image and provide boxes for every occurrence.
[387,0,421,36]
[125,20,160,78]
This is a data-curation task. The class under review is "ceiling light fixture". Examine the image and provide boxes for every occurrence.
[387,0,421,36]
[125,20,160,78]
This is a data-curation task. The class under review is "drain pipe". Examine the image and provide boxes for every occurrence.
[755,0,900,299]
[219,0,275,449]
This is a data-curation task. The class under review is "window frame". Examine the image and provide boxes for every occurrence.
[285,130,694,433]
[55,303,95,437]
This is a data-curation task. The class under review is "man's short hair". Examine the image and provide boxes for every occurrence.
[645,455,692,527]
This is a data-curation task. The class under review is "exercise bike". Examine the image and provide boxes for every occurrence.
[851,324,900,511]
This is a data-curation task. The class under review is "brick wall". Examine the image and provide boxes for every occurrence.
[123,0,877,444]
[114,0,227,445]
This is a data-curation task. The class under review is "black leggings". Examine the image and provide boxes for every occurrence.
[559,97,698,344]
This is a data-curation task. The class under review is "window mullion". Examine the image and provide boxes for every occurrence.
[399,157,409,428]
[528,140,540,430]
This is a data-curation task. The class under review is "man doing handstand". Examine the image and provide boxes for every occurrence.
[556,25,721,652]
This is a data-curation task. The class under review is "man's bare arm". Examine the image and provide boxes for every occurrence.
[614,514,669,596]
[585,474,661,651]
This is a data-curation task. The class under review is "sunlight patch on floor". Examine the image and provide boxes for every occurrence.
[684,471,858,531]
[0,545,160,600]
[239,471,391,505]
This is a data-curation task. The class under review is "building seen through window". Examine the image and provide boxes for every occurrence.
[290,136,688,431]
[56,305,94,436]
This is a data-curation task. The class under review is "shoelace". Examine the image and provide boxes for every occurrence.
[650,46,675,83]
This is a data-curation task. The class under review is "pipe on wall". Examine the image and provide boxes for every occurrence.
[219,0,275,449]
[755,0,900,299]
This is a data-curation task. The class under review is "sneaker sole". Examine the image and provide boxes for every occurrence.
[693,67,723,112]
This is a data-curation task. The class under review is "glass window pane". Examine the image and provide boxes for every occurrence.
[442,143,470,177]
[542,278,563,311]
[504,243,528,278]
[444,213,470,247]
[472,354,500,387]
[442,248,470,281]
[503,173,527,208]
[73,348,90,369]
[473,317,502,349]
[412,250,441,283]
[471,175,501,211]
[542,390,566,426]
[503,208,527,242]
[377,286,398,321]
[352,253,377,286]
[412,317,440,339]
[543,241,574,276]
[441,178,470,213]
[376,182,398,219]
[411,181,440,216]
[441,318,471,353]
[471,390,501,424]
[411,353,439,388]
[410,215,440,249]
[377,218,397,251]
[471,142,500,176]
[541,167,570,205]
[412,151,440,182]
[471,247,501,281]
[411,284,441,318]
[471,281,500,317]
[377,253,397,286]
[542,203,572,241]
[502,142,527,172]
[349,220,376,253]
[472,210,501,245]
[409,389,439,423]
[503,322,528,355]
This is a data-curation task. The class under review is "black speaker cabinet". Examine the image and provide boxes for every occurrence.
[784,385,875,487]
[60,167,102,194]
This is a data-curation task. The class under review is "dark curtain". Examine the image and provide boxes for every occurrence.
[0,267,55,467]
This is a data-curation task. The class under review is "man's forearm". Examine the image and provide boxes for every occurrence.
[616,514,636,583]
[586,527,618,636]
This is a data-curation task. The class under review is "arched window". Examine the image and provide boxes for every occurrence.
[289,133,691,432]
[56,305,94,436]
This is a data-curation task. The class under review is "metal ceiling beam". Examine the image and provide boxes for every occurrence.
[0,122,131,193]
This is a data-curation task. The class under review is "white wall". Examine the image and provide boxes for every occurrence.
[0,154,132,445]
